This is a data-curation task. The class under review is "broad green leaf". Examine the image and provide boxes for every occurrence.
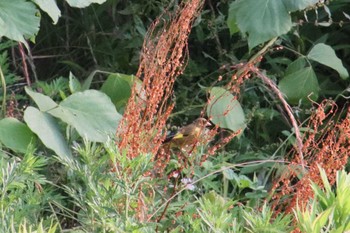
[48,90,121,142]
[285,57,307,76]
[0,0,40,43]
[235,174,253,189]
[282,0,319,12]
[69,72,82,93]
[32,0,61,24]
[227,0,292,49]
[207,87,246,132]
[279,67,319,105]
[101,73,135,113]
[25,86,58,111]
[0,117,36,153]
[307,43,349,79]
[24,106,72,159]
[65,0,106,8]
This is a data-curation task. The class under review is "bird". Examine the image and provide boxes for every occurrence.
[163,118,212,148]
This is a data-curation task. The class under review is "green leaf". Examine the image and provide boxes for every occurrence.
[32,0,61,24]
[82,70,98,91]
[0,0,40,43]
[0,117,36,153]
[227,0,292,49]
[282,0,319,12]
[48,90,122,142]
[222,168,235,180]
[227,12,239,35]
[285,57,307,76]
[69,72,82,93]
[65,0,107,8]
[279,67,319,105]
[25,86,58,111]
[24,107,72,159]
[313,207,334,233]
[235,174,253,189]
[100,73,135,112]
[207,87,246,132]
[307,43,349,79]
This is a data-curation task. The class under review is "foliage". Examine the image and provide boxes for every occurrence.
[0,149,61,232]
[272,100,349,213]
[295,167,350,232]
[57,139,157,232]
[22,86,121,158]
[243,202,292,233]
[0,0,349,232]
[0,117,35,153]
[0,0,107,44]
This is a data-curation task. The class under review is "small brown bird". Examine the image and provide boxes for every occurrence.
[163,118,212,148]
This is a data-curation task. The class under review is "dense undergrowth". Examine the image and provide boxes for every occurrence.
[0,0,350,232]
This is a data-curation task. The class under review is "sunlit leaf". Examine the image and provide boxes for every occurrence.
[282,0,319,12]
[25,87,58,112]
[24,107,72,159]
[0,0,40,43]
[65,0,107,8]
[207,87,246,132]
[308,43,349,79]
[32,0,61,24]
[69,72,82,93]
[227,0,292,49]
[48,90,121,142]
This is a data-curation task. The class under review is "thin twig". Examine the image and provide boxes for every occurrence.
[253,68,305,169]
[236,37,305,169]
[26,45,38,82]
[18,42,31,86]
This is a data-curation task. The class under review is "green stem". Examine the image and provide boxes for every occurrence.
[0,65,6,118]
[223,176,228,199]
[248,37,278,64]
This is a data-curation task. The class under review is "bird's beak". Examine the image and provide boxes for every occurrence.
[205,121,212,127]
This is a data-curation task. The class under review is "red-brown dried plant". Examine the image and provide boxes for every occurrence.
[271,100,350,214]
[116,0,204,160]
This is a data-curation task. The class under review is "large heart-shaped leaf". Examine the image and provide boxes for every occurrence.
[24,107,72,159]
[48,90,121,142]
[25,86,58,111]
[207,87,246,132]
[285,57,307,76]
[227,0,319,49]
[279,66,319,105]
[0,117,36,153]
[308,43,349,79]
[0,0,40,43]
[65,0,106,8]
[227,0,292,49]
[32,0,61,24]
